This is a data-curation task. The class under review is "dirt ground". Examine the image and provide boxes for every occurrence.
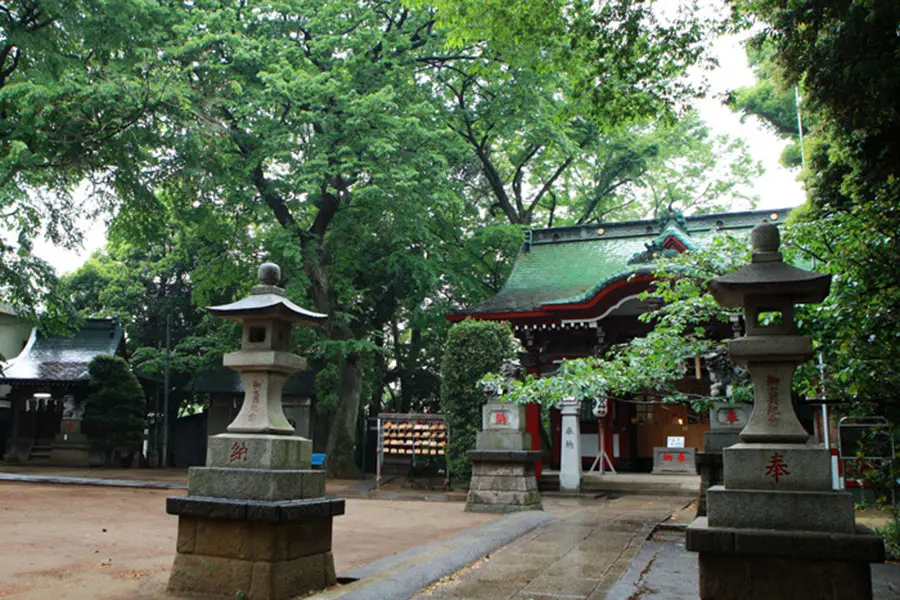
[0,482,494,600]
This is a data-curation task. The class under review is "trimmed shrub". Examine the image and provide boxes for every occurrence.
[440,319,515,480]
[83,355,146,465]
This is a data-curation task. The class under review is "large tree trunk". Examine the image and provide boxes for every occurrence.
[302,227,364,479]
[324,349,363,478]
[254,169,365,478]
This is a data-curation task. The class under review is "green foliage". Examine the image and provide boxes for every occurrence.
[10,0,751,471]
[728,2,900,417]
[874,517,900,561]
[440,319,515,480]
[0,0,178,322]
[82,355,146,464]
[725,39,814,170]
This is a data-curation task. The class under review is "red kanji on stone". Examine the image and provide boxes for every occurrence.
[663,453,673,461]
[230,441,249,463]
[494,412,508,426]
[725,409,739,424]
[765,452,791,483]
[65,421,75,432]
[678,453,686,462]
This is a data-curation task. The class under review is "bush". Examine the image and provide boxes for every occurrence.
[440,319,515,480]
[82,355,146,465]
[874,515,900,560]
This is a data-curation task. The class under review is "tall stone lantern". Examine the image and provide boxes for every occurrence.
[166,263,345,600]
[686,223,883,599]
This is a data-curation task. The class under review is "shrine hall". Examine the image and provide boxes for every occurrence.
[449,207,794,473]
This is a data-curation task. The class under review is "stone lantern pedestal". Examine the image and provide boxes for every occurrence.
[50,414,91,467]
[466,402,542,513]
[686,223,883,599]
[166,263,341,600]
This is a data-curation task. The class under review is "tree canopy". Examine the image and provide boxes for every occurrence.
[5,0,777,474]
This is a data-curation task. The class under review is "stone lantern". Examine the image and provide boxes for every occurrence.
[687,223,883,599]
[166,263,345,600]
[208,261,326,435]
[708,222,830,444]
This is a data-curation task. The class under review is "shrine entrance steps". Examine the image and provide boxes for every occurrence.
[26,439,53,464]
[539,470,699,497]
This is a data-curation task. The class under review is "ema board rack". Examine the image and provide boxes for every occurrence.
[376,413,449,486]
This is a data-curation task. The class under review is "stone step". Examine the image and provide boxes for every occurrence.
[539,472,698,497]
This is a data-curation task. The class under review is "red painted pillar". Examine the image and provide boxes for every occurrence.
[525,402,542,478]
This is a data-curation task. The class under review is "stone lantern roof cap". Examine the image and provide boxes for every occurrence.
[708,222,831,307]
[206,262,328,324]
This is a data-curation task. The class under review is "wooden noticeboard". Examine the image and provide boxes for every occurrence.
[376,413,449,487]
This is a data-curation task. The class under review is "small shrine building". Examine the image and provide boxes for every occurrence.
[449,208,791,472]
[0,317,125,463]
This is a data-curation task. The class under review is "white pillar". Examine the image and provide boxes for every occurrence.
[559,397,582,492]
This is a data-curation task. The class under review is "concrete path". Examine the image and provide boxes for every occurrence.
[413,494,686,600]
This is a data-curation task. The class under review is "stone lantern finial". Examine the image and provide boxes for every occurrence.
[750,221,781,260]
[258,261,281,286]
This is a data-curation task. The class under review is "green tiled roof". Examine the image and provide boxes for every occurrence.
[0,318,125,383]
[462,208,792,315]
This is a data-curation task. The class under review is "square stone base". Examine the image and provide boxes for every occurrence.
[188,466,325,501]
[466,452,542,513]
[687,516,884,600]
[207,433,312,470]
[723,443,832,491]
[651,447,697,474]
[48,445,91,467]
[698,553,872,600]
[168,498,341,599]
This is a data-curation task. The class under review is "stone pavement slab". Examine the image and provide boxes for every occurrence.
[414,494,687,600]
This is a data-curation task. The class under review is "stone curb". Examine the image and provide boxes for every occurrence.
[311,510,556,600]
[0,472,186,490]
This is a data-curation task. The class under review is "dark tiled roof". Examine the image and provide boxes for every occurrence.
[0,318,124,383]
[186,365,316,397]
[459,208,792,315]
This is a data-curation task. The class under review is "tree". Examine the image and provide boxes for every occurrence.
[440,319,515,480]
[113,0,475,477]
[82,355,146,465]
[0,0,177,320]
[725,40,812,169]
[17,1,737,477]
[426,2,733,227]
[727,1,900,415]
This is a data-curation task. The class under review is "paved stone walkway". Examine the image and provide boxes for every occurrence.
[414,494,685,600]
